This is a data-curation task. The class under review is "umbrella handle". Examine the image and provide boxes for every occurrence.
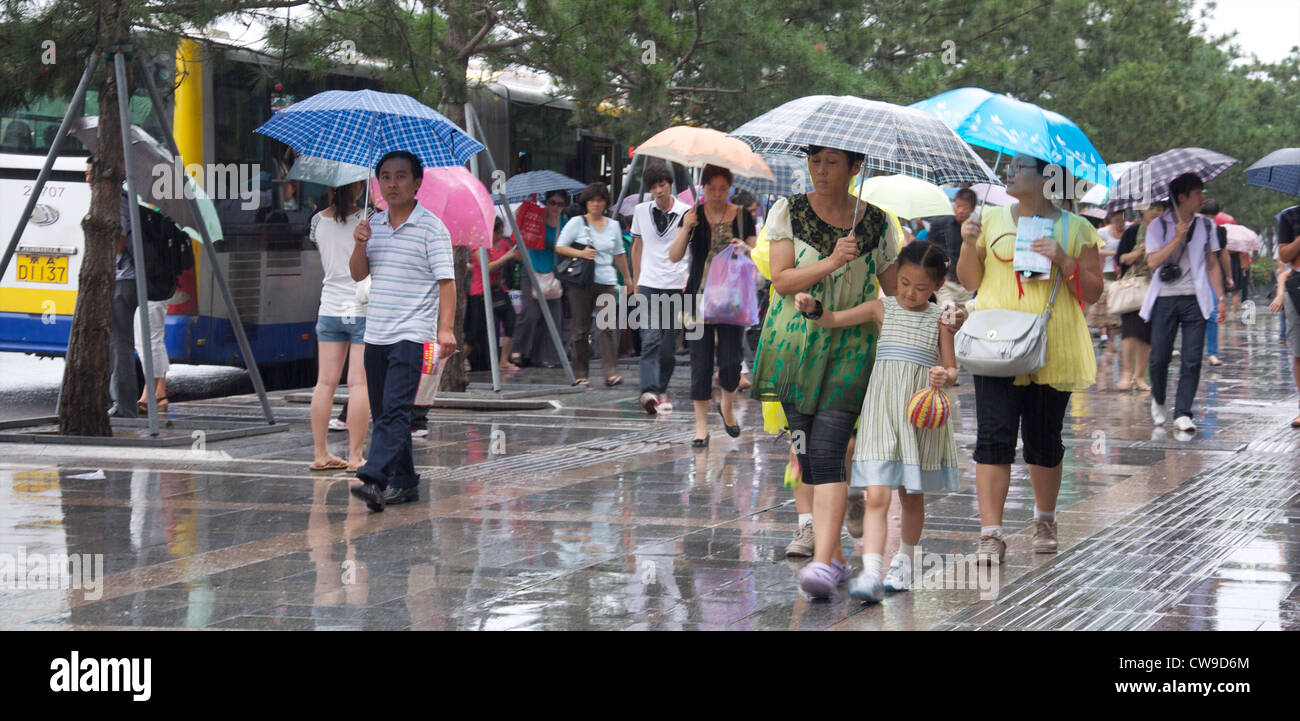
[980,150,1003,212]
[849,162,866,239]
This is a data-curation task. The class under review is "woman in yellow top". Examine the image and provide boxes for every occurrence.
[956,152,1103,566]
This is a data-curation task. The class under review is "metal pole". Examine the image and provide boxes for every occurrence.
[464,109,500,391]
[464,103,575,384]
[476,247,500,391]
[1,51,100,282]
[137,53,276,425]
[115,50,159,436]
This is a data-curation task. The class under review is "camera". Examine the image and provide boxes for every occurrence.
[1158,263,1182,283]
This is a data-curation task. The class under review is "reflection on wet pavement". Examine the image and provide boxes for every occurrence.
[1,319,1297,630]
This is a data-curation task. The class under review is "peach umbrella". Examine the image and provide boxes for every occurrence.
[635,126,775,180]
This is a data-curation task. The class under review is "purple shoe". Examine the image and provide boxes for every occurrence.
[831,559,853,585]
[798,561,837,599]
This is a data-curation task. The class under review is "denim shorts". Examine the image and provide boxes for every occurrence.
[316,314,366,344]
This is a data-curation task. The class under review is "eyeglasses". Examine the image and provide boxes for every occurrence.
[1005,162,1035,175]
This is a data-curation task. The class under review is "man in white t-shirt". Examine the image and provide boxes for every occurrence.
[630,161,691,414]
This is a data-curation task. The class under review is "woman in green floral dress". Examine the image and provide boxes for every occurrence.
[751,146,900,598]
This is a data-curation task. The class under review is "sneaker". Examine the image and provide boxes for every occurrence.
[410,428,429,438]
[657,393,673,413]
[831,559,853,585]
[797,561,837,599]
[328,419,347,432]
[1150,399,1167,426]
[1031,519,1058,553]
[848,571,885,603]
[883,554,912,591]
[785,519,815,557]
[1173,415,1196,432]
[1207,355,1222,367]
[845,487,865,539]
[976,534,1006,566]
[639,392,659,415]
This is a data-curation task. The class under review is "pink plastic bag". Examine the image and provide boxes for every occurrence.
[699,246,759,326]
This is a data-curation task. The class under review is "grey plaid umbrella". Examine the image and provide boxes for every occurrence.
[1244,148,1300,197]
[728,95,1000,186]
[733,154,812,197]
[498,170,587,203]
[1106,147,1238,213]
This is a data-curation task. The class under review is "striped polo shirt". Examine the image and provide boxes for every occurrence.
[363,201,456,345]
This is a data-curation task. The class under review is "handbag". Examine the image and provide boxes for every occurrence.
[555,217,597,286]
[531,271,563,300]
[956,270,1063,377]
[1107,271,1150,315]
[516,201,547,250]
[955,208,1070,377]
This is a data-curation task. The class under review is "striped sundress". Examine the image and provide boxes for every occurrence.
[849,297,959,493]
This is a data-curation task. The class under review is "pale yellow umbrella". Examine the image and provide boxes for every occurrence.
[635,126,777,193]
[852,174,954,219]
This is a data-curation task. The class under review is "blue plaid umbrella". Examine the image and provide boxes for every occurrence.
[729,95,1000,186]
[498,170,586,203]
[733,154,812,197]
[910,87,1111,187]
[254,89,484,170]
[1245,148,1300,197]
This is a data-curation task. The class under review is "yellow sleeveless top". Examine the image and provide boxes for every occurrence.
[974,204,1101,392]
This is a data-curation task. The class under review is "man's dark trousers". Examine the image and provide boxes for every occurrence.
[358,340,422,490]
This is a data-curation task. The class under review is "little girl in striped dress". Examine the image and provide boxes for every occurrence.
[794,241,959,603]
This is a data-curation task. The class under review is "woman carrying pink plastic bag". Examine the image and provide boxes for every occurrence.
[668,165,758,447]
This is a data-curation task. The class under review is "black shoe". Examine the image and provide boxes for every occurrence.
[383,485,419,505]
[717,405,740,438]
[350,482,386,512]
[691,436,709,448]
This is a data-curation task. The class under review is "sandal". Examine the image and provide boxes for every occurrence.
[309,458,348,471]
[138,396,168,414]
[605,375,623,387]
[1117,377,1132,392]
[1291,416,1300,429]
[574,378,589,387]
[346,459,367,472]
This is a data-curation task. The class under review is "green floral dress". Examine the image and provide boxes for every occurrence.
[751,194,899,415]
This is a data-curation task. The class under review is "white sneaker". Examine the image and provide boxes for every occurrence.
[410,428,429,438]
[1150,399,1167,425]
[657,394,673,413]
[849,571,885,603]
[328,419,347,432]
[1174,415,1196,432]
[883,554,912,592]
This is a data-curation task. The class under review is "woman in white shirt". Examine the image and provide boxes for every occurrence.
[309,181,370,471]
[555,182,633,387]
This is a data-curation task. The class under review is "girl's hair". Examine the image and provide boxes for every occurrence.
[897,240,948,287]
[328,182,359,224]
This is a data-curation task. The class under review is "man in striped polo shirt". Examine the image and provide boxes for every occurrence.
[349,150,457,510]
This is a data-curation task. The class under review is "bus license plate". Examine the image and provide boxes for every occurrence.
[16,254,68,284]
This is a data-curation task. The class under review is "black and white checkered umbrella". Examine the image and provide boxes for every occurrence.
[1106,147,1238,213]
[728,95,1001,186]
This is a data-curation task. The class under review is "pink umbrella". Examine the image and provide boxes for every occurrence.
[370,166,493,248]
[967,182,1014,206]
[1223,224,1261,253]
[677,185,703,206]
[1213,211,1235,226]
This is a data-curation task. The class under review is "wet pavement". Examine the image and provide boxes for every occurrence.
[0,314,1297,630]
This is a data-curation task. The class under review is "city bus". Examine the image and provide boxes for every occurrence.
[0,31,624,385]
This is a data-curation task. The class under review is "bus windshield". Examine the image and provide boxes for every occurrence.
[0,91,168,156]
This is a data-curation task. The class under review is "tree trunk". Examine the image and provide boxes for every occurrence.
[59,21,129,435]
[439,2,474,394]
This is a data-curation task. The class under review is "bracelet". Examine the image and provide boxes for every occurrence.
[801,299,824,320]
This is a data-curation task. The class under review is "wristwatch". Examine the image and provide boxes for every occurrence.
[801,299,824,320]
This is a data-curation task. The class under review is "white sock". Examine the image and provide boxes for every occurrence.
[798,513,813,527]
[863,553,883,577]
[896,543,917,564]
[981,525,1002,538]
[1034,507,1056,522]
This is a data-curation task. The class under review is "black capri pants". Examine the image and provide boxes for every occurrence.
[972,375,1072,468]
[690,323,744,401]
[781,403,857,486]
